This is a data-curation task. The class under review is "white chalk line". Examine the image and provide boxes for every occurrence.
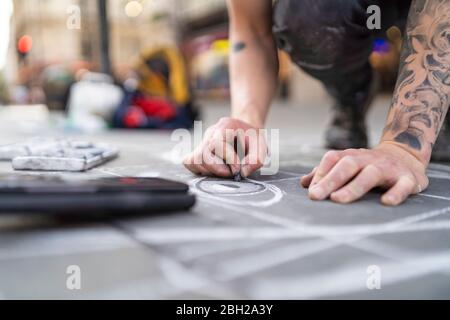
[198,196,450,239]
[122,190,450,288]
[176,240,274,262]
[110,223,240,300]
[192,198,450,283]
[347,238,450,277]
[248,251,450,299]
[156,256,237,299]
[206,222,450,282]
[190,177,284,208]
[132,219,450,245]
[134,227,305,244]
[427,173,450,180]
[428,163,450,173]
[278,170,307,177]
[83,254,237,300]
[215,239,339,282]
[0,238,135,261]
[348,221,450,272]
[93,168,124,177]
[263,176,302,183]
[419,193,450,201]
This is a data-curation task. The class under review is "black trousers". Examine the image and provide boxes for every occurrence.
[273,0,411,107]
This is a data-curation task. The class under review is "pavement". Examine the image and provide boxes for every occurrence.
[0,88,449,299]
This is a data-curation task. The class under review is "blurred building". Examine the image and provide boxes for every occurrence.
[108,0,179,72]
[9,0,186,79]
[12,0,87,64]
[7,0,230,89]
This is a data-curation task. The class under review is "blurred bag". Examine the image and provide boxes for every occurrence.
[113,45,198,130]
[112,89,196,130]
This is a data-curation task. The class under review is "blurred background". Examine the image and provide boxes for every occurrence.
[0,0,403,141]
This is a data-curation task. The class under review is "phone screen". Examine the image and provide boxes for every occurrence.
[0,175,189,194]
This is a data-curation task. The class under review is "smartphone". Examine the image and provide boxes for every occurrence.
[0,175,196,215]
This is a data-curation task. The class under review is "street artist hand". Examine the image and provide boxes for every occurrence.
[183,117,267,178]
[301,142,429,206]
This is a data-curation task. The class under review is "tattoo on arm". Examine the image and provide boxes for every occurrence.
[383,0,450,156]
[233,42,247,53]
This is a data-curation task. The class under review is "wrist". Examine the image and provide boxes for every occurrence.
[377,140,429,168]
[231,109,265,129]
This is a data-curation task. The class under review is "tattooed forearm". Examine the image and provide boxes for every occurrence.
[382,0,450,161]
[233,42,247,53]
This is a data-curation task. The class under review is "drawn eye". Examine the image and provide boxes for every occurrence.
[192,177,283,208]
[196,179,266,195]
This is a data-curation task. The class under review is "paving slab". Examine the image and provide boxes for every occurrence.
[0,99,449,299]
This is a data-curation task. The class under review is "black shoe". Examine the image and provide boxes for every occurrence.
[431,115,450,162]
[325,74,379,150]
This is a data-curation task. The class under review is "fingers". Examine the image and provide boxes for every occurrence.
[381,175,417,206]
[241,131,267,177]
[330,165,384,203]
[309,156,362,201]
[310,151,343,186]
[300,167,317,188]
[201,149,233,178]
[305,144,428,205]
[208,132,240,175]
[183,150,210,176]
[183,118,267,178]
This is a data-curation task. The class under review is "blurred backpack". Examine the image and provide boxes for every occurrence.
[113,46,199,130]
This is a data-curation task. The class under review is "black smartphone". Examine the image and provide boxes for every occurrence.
[0,175,196,215]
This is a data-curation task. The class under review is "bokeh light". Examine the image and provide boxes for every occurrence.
[17,35,33,54]
[125,1,143,18]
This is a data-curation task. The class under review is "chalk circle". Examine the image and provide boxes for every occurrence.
[197,179,266,196]
[192,177,284,207]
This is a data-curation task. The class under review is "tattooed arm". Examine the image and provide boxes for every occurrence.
[302,0,449,206]
[382,0,450,164]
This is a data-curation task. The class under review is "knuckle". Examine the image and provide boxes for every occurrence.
[340,155,358,169]
[404,174,417,184]
[401,174,417,189]
[366,164,382,176]
[323,150,340,162]
[387,158,398,167]
[344,148,357,155]
[348,184,364,197]
[218,117,232,126]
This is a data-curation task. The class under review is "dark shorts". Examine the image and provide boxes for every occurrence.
[273,0,412,104]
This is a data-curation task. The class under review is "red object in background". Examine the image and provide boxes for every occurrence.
[133,97,177,121]
[124,106,147,128]
[17,35,33,54]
